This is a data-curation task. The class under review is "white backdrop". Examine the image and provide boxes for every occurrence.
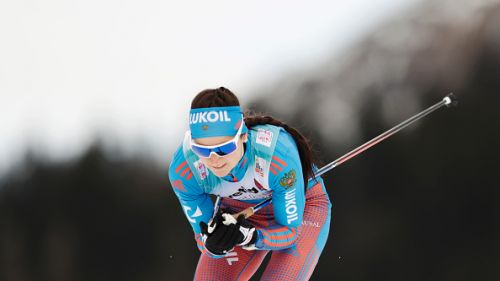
[0,0,422,175]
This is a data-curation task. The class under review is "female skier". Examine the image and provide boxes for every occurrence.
[168,87,331,280]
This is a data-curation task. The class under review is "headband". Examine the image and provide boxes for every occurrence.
[189,106,247,139]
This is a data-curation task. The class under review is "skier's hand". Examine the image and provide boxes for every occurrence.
[199,210,256,255]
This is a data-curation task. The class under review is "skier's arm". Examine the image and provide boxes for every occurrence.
[168,147,216,255]
[253,131,305,250]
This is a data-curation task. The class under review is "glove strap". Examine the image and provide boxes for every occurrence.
[237,226,256,246]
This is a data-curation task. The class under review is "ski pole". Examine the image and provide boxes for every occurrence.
[230,93,458,219]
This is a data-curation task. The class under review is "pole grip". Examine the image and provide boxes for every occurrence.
[233,207,255,219]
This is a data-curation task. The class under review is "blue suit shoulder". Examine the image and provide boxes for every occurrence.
[168,144,203,196]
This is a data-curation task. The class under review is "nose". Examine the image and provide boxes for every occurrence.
[208,153,221,162]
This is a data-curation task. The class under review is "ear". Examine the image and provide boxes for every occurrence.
[241,133,248,143]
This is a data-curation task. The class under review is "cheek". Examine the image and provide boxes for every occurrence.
[227,154,240,165]
[228,145,245,165]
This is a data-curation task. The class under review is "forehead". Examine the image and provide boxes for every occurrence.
[193,135,234,146]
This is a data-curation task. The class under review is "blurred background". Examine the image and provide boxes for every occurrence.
[1,0,499,280]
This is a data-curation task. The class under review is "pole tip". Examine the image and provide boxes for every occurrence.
[444,93,459,107]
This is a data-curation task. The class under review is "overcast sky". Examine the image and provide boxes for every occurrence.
[0,0,422,175]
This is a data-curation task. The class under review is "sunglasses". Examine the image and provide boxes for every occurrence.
[190,120,244,158]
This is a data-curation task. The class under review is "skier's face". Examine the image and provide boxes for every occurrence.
[194,133,248,177]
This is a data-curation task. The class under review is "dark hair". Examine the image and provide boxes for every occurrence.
[191,87,318,186]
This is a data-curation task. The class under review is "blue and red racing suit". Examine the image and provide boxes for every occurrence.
[169,124,332,280]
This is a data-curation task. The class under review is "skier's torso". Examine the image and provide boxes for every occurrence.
[169,124,328,237]
[181,124,285,203]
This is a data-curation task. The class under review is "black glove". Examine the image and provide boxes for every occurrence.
[199,210,257,255]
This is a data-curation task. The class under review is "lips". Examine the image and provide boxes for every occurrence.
[212,163,227,169]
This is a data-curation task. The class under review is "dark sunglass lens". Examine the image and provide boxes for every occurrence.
[215,142,237,156]
[191,146,211,157]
